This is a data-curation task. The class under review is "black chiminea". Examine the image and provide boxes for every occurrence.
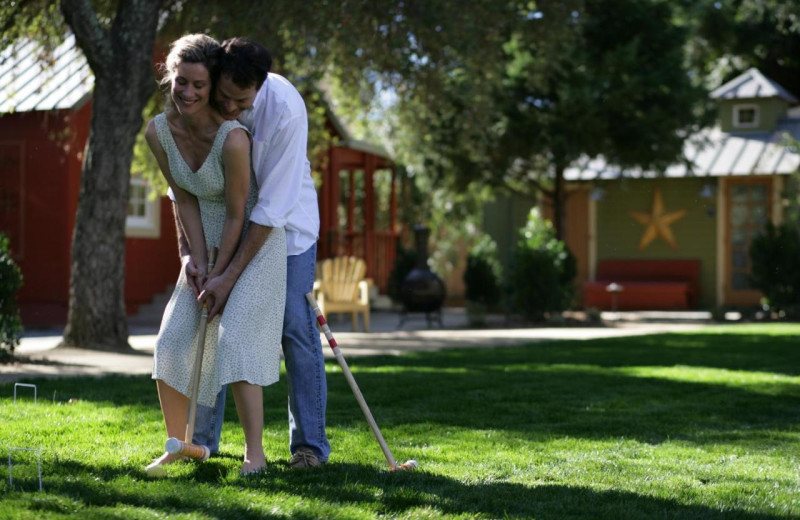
[398,225,446,327]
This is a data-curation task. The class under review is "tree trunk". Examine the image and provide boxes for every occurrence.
[60,0,161,350]
[552,162,565,241]
[62,89,137,350]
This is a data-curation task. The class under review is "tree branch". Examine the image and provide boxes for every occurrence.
[501,172,554,199]
[524,175,555,198]
[504,182,551,202]
[60,0,112,75]
[111,0,163,58]
[0,0,36,37]
[110,0,162,109]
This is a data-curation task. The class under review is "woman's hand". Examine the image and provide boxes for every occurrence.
[183,254,207,297]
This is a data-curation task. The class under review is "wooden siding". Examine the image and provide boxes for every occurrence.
[594,178,718,308]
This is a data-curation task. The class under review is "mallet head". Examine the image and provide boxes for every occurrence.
[165,437,210,461]
[391,459,419,471]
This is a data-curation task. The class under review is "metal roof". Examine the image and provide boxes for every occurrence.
[324,102,393,161]
[0,33,93,114]
[564,117,800,181]
[565,68,800,181]
[710,68,798,103]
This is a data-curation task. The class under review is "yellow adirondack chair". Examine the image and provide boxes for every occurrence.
[312,256,371,332]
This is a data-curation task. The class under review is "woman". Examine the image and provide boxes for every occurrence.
[144,34,286,476]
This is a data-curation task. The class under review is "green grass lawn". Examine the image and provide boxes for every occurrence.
[1,323,799,519]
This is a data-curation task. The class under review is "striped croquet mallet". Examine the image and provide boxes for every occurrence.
[305,292,418,472]
[167,247,218,462]
[146,249,216,477]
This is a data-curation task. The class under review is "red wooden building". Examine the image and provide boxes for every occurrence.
[1,35,398,329]
[319,110,400,294]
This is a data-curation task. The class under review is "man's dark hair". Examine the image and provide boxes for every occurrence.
[219,37,272,90]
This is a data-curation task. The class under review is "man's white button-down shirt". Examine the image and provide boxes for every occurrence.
[239,73,319,256]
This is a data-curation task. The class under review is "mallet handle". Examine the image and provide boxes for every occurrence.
[305,292,399,469]
[184,310,207,444]
[185,247,218,445]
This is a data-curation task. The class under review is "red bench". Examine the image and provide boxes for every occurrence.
[582,260,701,310]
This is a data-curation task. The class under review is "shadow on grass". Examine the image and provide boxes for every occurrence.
[318,334,800,445]
[5,331,799,447]
[326,361,800,437]
[23,459,784,520]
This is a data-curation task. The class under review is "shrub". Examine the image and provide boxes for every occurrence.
[463,235,502,308]
[509,208,576,321]
[585,307,602,324]
[0,233,23,361]
[749,221,800,313]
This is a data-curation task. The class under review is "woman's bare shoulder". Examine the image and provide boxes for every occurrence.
[144,118,159,149]
[222,126,251,153]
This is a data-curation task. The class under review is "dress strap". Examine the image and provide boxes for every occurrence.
[153,113,174,153]
[213,120,251,154]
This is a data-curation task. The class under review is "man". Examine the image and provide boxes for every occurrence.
[175,37,329,468]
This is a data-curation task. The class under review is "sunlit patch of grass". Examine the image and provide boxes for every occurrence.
[1,323,799,518]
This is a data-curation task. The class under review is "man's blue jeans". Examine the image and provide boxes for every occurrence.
[192,243,330,462]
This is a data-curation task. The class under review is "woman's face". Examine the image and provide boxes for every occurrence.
[171,61,212,115]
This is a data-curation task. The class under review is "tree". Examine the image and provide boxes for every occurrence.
[3,0,162,350]
[680,0,800,99]
[1,0,526,349]
[381,0,710,239]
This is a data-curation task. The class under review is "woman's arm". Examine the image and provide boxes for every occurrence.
[198,127,259,319]
[211,126,251,277]
[145,119,208,288]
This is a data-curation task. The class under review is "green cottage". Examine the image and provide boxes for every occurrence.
[558,68,800,310]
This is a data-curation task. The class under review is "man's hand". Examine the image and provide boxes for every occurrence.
[199,271,235,320]
[182,254,206,297]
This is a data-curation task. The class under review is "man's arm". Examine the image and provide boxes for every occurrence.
[199,83,308,318]
[248,85,309,230]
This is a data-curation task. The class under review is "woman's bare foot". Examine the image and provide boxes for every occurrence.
[240,454,267,476]
[145,451,186,477]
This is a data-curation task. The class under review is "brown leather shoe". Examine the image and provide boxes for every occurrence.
[289,447,322,469]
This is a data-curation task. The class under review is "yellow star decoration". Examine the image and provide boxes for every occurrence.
[627,187,687,250]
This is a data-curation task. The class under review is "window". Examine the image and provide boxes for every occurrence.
[126,176,160,238]
[733,104,759,129]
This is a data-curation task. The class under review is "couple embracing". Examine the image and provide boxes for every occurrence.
[144,34,328,476]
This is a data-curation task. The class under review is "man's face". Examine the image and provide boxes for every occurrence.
[215,74,258,120]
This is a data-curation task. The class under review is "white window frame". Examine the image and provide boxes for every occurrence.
[733,103,759,129]
[126,176,161,238]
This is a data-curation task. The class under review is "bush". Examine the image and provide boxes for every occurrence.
[463,235,502,307]
[509,208,576,321]
[0,233,23,361]
[387,245,417,304]
[749,222,800,313]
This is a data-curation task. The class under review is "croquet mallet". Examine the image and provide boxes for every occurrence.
[164,247,220,462]
[305,292,418,471]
